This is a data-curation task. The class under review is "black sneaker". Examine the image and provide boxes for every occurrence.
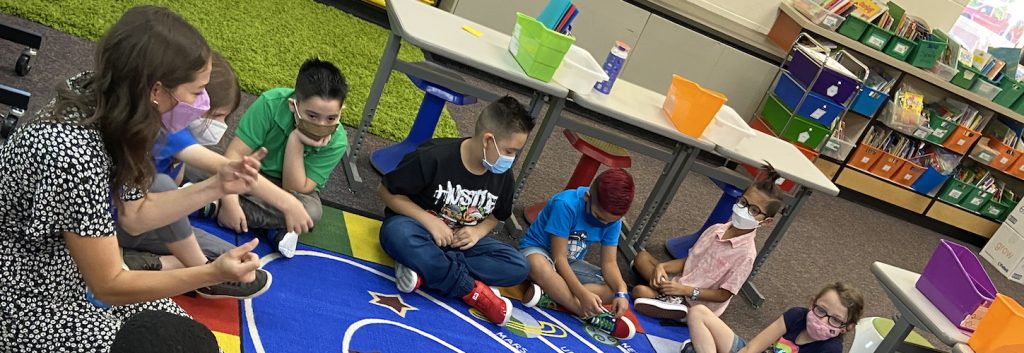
[122,249,162,271]
[196,268,273,299]
[680,339,695,353]
[197,200,219,219]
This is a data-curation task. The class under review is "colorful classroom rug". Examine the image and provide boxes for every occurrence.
[176,205,690,353]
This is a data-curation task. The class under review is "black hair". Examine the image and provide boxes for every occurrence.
[474,96,535,138]
[749,162,786,216]
[110,310,219,353]
[294,58,348,104]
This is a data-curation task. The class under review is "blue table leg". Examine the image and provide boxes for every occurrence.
[371,93,447,174]
[665,180,744,259]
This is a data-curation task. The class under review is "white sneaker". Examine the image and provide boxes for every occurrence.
[634,297,689,321]
[522,283,543,307]
[277,231,299,258]
[394,262,421,293]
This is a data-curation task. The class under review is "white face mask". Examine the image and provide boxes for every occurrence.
[187,118,228,146]
[731,203,761,230]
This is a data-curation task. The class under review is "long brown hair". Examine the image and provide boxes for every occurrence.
[52,6,210,204]
[207,52,240,115]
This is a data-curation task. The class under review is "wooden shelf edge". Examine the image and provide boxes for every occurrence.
[926,201,999,238]
[837,168,931,213]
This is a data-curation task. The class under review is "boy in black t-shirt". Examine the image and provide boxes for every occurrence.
[378,96,535,326]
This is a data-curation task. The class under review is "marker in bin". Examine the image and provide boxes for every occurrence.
[594,41,631,94]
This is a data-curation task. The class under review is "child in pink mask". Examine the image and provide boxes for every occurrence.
[682,282,865,353]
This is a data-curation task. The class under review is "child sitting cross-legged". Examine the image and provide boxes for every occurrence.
[518,168,638,340]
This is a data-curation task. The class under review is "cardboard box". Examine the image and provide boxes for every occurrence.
[981,223,1024,284]
[1004,202,1024,234]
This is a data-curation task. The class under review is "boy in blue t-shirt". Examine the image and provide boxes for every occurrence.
[518,168,637,340]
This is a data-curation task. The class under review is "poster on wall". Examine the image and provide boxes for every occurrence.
[949,0,1024,52]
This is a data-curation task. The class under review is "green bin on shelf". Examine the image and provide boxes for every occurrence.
[907,30,948,68]
[958,187,993,212]
[838,16,869,41]
[860,24,893,51]
[938,179,973,204]
[509,12,575,82]
[884,36,917,61]
[981,198,1014,221]
[1012,94,1024,116]
[760,95,829,149]
[995,78,1024,108]
[951,67,982,89]
[925,112,957,144]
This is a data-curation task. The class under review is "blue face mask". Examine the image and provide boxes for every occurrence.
[482,136,515,174]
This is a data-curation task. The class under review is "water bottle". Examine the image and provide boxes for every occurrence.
[593,41,631,94]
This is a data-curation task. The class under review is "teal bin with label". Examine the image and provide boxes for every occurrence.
[959,187,993,212]
[884,36,917,61]
[994,78,1024,108]
[838,16,869,40]
[938,179,973,205]
[907,30,948,68]
[951,67,982,89]
[860,24,893,51]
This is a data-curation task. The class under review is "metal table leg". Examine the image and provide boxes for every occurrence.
[527,91,545,119]
[740,186,813,307]
[618,143,696,262]
[346,32,402,186]
[875,316,914,353]
[512,96,565,203]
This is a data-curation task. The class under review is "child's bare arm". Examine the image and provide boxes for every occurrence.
[738,315,786,353]
[599,245,627,294]
[660,258,686,273]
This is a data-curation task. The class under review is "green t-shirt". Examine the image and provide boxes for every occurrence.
[235,87,348,192]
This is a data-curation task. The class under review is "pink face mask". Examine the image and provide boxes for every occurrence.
[161,88,210,132]
[806,310,843,340]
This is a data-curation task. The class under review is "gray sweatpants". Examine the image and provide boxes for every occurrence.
[183,167,324,231]
[116,173,234,259]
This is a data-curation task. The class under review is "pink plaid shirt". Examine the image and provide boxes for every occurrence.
[673,222,757,316]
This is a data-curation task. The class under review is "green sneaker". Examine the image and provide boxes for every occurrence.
[585,311,636,340]
[522,283,558,310]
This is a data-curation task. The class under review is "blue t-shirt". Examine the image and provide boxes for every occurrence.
[769,307,843,353]
[153,129,198,177]
[519,187,621,260]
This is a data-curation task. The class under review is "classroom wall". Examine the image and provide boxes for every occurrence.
[687,0,970,35]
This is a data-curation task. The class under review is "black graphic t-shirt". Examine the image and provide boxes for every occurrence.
[383,138,514,228]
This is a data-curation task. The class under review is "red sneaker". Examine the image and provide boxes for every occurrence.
[462,280,512,326]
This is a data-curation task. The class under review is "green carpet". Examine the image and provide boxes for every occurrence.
[299,206,352,255]
[0,0,459,142]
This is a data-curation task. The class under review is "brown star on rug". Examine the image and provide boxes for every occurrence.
[368,291,418,318]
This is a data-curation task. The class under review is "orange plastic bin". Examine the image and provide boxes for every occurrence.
[662,74,727,138]
[848,145,884,171]
[869,151,905,179]
[892,160,926,187]
[943,125,982,155]
[986,137,1021,170]
[968,294,1024,353]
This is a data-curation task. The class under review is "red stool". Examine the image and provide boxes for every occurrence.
[524,130,632,223]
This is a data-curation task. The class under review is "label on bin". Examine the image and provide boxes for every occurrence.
[904,174,912,180]
[823,16,838,27]
[860,156,870,164]
[957,139,966,146]
[882,164,892,172]
[971,197,983,205]
[950,190,963,198]
[895,43,909,54]
[913,129,929,139]
[798,131,811,143]
[1001,157,1011,164]
[827,85,839,97]
[811,108,826,119]
[826,140,840,151]
[932,129,947,137]
[868,36,884,47]
[964,71,975,80]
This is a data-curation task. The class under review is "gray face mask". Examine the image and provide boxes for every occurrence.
[187,118,228,146]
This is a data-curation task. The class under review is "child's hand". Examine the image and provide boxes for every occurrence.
[282,197,313,234]
[216,148,266,195]
[452,226,485,250]
[218,200,248,233]
[659,282,691,297]
[292,129,332,147]
[577,291,604,318]
[424,217,454,247]
[651,263,669,289]
[211,238,261,283]
[611,297,629,318]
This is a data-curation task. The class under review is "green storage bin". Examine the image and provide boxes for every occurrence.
[981,198,1014,221]
[959,187,993,212]
[761,96,829,148]
[938,179,973,204]
[509,12,575,82]
[925,112,957,144]
[860,24,893,51]
[994,78,1024,108]
[1012,93,1024,115]
[951,67,982,89]
[907,30,948,68]
[838,16,869,40]
[884,36,917,61]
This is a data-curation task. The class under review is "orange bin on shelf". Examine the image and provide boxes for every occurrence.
[662,74,727,138]
[986,136,1021,170]
[892,160,926,187]
[942,125,982,155]
[967,294,1024,353]
[1008,157,1024,179]
[848,145,884,171]
[869,151,905,179]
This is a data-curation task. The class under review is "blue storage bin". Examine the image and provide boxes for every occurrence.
[788,47,861,105]
[851,86,888,116]
[911,165,950,195]
[773,71,844,128]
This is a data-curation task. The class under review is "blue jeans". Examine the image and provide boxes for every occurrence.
[519,246,604,284]
[379,215,529,298]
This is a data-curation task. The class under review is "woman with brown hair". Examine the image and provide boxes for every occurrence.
[0,6,266,350]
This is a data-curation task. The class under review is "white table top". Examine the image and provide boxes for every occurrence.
[871,262,972,346]
[387,0,569,98]
[714,132,840,196]
[569,80,715,151]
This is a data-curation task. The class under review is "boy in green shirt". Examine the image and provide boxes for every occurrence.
[212,58,348,257]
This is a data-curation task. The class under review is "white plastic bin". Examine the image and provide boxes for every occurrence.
[931,61,957,82]
[791,0,842,29]
[553,45,609,94]
[970,79,1003,100]
[702,105,755,148]
[823,137,855,160]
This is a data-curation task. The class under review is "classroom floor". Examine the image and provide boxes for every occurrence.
[2,9,1023,352]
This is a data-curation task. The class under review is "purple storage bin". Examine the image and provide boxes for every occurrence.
[773,71,844,128]
[789,48,860,105]
[915,239,997,331]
